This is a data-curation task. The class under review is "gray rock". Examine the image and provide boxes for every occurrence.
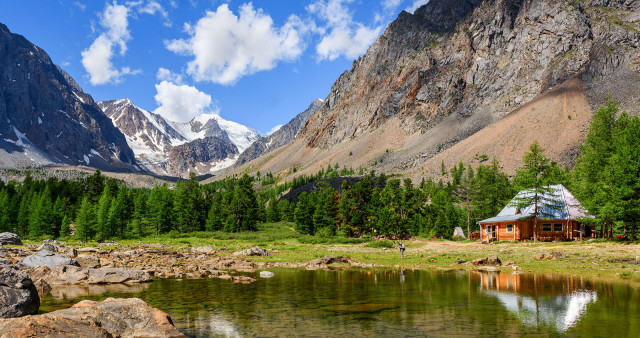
[0,298,186,337]
[191,246,215,254]
[0,233,22,246]
[259,271,274,278]
[29,265,152,285]
[37,239,58,252]
[0,264,39,318]
[76,254,101,268]
[233,247,268,257]
[16,250,80,269]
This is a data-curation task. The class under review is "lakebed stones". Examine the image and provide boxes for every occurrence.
[17,250,80,269]
[29,265,152,285]
[0,264,39,318]
[0,232,21,246]
[0,297,186,337]
[259,271,274,278]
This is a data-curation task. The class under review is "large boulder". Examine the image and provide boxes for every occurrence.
[37,239,59,252]
[76,254,101,268]
[16,250,79,269]
[0,297,185,337]
[0,233,22,246]
[29,265,152,285]
[0,264,40,318]
[232,247,268,257]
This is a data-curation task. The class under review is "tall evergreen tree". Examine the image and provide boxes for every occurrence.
[75,196,96,242]
[512,141,560,241]
[266,196,280,223]
[228,174,259,232]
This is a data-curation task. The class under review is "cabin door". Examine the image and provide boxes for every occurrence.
[486,225,497,241]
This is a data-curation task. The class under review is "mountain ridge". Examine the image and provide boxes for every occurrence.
[223,0,640,182]
[0,23,138,171]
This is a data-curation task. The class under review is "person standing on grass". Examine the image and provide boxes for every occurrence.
[400,242,405,258]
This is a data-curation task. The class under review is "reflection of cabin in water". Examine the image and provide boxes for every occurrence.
[471,271,598,332]
[477,185,593,242]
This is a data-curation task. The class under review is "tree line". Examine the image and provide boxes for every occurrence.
[0,100,638,241]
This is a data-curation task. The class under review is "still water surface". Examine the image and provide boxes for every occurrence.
[40,269,639,337]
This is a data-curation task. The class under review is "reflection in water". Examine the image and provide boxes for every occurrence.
[39,269,639,337]
[474,271,598,332]
[48,282,152,300]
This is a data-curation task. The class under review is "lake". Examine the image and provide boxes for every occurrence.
[40,269,640,337]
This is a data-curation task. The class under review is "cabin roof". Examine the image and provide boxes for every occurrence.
[478,184,593,224]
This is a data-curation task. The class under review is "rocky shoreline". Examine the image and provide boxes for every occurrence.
[2,241,374,287]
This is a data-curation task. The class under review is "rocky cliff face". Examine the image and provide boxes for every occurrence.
[0,23,137,171]
[234,99,323,167]
[301,0,640,159]
[232,0,640,180]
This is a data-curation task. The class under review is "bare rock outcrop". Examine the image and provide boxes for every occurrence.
[0,233,21,246]
[0,298,185,337]
[233,247,268,257]
[16,250,79,269]
[29,265,152,285]
[0,264,39,318]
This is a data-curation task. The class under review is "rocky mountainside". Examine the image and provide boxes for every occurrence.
[234,98,323,167]
[0,23,137,171]
[98,99,261,177]
[228,0,640,181]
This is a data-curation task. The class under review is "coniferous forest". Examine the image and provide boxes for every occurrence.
[1,101,639,241]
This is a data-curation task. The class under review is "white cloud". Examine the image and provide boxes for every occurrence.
[308,0,383,61]
[153,81,214,123]
[267,124,283,136]
[165,3,306,85]
[81,2,138,85]
[382,0,403,11]
[74,2,86,11]
[156,67,184,84]
[406,0,429,13]
[136,0,171,26]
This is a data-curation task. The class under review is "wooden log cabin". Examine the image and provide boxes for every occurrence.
[478,185,593,242]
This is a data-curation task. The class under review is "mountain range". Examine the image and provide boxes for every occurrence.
[0,21,318,178]
[3,0,640,182]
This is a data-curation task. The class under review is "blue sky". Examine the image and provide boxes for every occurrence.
[0,0,428,134]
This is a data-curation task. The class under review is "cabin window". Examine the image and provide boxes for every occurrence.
[553,223,563,232]
[542,223,552,232]
[506,224,513,233]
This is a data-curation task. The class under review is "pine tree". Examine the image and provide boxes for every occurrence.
[147,184,173,236]
[512,141,560,241]
[294,192,313,234]
[205,192,226,231]
[228,174,259,232]
[266,196,280,223]
[474,158,512,222]
[60,214,71,238]
[131,190,149,238]
[278,199,292,222]
[75,196,96,242]
[107,187,128,238]
[17,192,31,237]
[0,189,10,232]
[96,187,112,241]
